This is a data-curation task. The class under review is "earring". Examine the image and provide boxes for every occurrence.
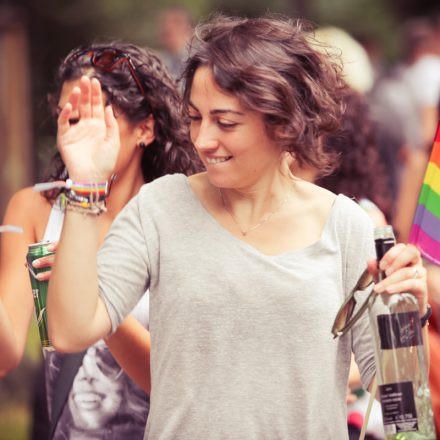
[138,142,146,149]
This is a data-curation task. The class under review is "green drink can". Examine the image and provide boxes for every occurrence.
[26,241,55,353]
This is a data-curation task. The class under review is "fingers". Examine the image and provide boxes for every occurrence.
[36,270,52,282]
[33,254,55,270]
[375,265,427,293]
[379,243,421,276]
[77,76,107,120]
[47,241,58,253]
[57,86,80,137]
[374,243,428,311]
[91,78,105,119]
[79,76,92,119]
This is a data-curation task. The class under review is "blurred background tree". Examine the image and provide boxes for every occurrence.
[0,0,438,438]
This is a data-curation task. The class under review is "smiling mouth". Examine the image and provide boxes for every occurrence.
[205,156,233,164]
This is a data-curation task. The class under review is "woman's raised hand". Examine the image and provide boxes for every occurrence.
[57,76,120,182]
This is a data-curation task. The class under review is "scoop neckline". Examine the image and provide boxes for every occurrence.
[181,175,340,259]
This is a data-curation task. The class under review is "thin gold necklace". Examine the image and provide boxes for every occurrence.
[219,188,292,236]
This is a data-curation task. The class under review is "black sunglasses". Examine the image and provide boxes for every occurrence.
[66,48,145,96]
[331,268,375,338]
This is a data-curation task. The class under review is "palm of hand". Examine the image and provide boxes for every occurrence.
[57,76,120,182]
[58,116,119,181]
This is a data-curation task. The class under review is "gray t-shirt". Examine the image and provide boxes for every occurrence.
[97,174,376,440]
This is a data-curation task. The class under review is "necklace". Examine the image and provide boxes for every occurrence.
[219,188,292,236]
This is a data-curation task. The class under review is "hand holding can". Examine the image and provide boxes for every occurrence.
[26,241,56,353]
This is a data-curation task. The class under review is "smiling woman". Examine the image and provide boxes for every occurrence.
[47,15,429,440]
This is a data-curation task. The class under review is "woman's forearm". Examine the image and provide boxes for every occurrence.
[105,315,151,394]
[0,302,22,373]
[48,210,111,351]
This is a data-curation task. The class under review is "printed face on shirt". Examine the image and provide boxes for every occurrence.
[188,66,283,190]
[68,343,124,430]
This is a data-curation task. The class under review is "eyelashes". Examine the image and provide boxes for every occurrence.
[188,115,238,129]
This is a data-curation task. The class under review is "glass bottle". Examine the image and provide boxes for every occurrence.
[368,225,436,439]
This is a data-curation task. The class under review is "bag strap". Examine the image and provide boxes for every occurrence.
[49,351,86,439]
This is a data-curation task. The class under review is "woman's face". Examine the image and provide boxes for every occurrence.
[188,66,283,190]
[58,79,144,178]
[69,343,125,429]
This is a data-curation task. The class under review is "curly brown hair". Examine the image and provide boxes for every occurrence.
[182,15,348,175]
[45,41,201,201]
[316,90,393,221]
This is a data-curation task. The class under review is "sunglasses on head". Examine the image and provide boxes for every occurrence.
[66,47,145,96]
[331,268,375,338]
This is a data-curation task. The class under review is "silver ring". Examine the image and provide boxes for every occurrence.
[413,268,420,279]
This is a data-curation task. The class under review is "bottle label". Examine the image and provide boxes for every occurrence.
[379,381,418,434]
[377,311,423,349]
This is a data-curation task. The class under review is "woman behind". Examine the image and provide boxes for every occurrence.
[0,42,199,438]
[49,16,428,439]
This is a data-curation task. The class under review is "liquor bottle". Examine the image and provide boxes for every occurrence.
[368,225,436,439]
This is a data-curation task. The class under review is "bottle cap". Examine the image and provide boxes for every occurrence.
[374,225,395,241]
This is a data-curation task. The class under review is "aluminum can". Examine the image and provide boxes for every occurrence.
[26,241,55,353]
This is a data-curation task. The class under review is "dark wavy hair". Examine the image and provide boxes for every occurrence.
[316,90,393,221]
[182,15,348,175]
[45,41,201,201]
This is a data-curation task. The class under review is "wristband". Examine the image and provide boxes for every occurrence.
[65,179,109,204]
[421,304,432,328]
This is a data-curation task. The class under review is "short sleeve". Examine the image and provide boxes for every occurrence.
[337,196,377,390]
[97,192,151,332]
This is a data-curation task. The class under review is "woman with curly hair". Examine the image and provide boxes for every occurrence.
[0,41,199,438]
[48,16,428,439]
[294,89,393,224]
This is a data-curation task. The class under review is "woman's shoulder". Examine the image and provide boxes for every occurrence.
[136,173,190,208]
[5,187,51,218]
[294,178,337,218]
[295,179,374,234]
[3,187,52,240]
[139,173,188,194]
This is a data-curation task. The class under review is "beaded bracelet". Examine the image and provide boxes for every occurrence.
[33,178,110,216]
[64,179,109,204]
[64,198,107,216]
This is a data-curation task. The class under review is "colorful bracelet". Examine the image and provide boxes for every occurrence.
[64,198,107,216]
[33,177,111,216]
[64,179,109,204]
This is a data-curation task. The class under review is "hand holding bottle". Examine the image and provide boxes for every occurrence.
[57,76,120,182]
[367,243,427,315]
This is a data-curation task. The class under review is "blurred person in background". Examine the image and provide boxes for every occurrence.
[400,17,440,150]
[0,41,199,438]
[369,17,440,432]
[313,26,375,96]
[156,6,193,81]
[369,17,440,241]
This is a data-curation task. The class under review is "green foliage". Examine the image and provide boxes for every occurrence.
[310,0,400,60]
